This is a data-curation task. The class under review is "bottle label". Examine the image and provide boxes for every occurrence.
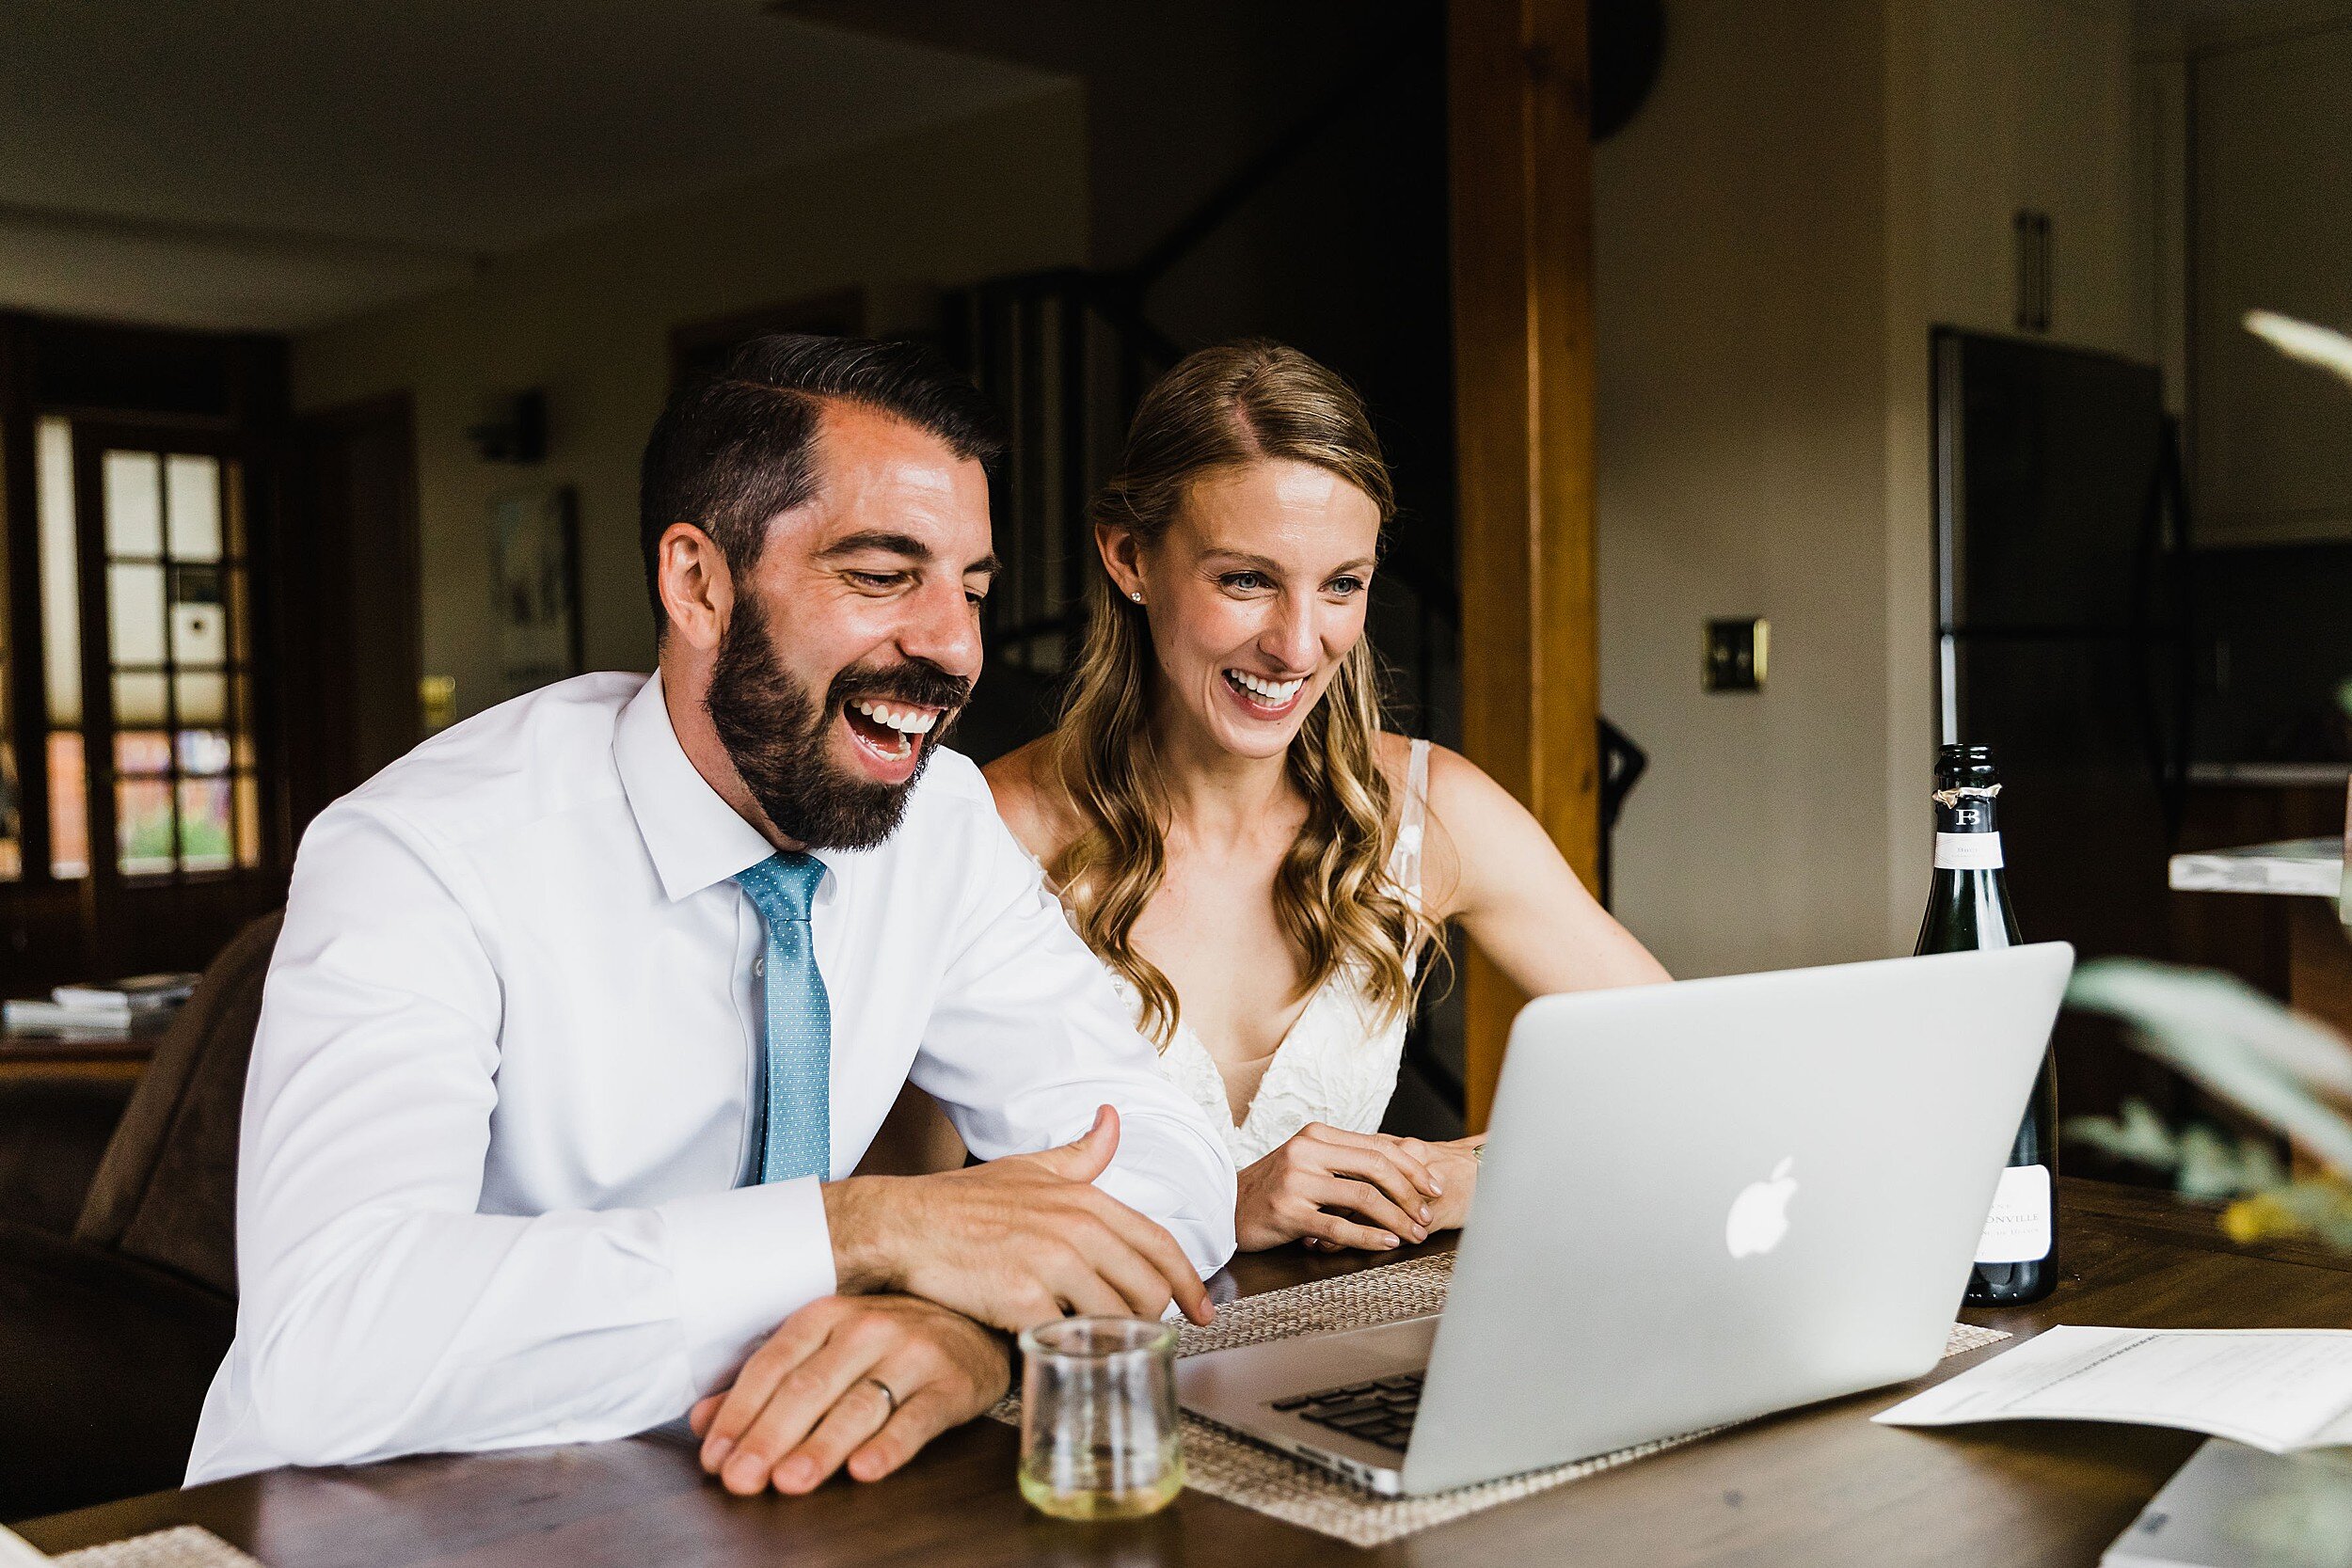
[1976,1164,2052,1263]
[1935,832,2005,870]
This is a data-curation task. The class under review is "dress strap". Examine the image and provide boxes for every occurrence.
[1395,738,1432,910]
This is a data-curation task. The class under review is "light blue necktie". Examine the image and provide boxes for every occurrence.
[733,852,832,1183]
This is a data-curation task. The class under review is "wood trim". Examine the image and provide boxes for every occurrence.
[1449,0,1600,1129]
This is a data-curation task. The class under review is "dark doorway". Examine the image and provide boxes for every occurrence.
[284,394,421,834]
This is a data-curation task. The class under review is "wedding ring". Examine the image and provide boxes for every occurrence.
[862,1375,900,1421]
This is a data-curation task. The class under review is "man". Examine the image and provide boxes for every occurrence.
[188,336,1236,1497]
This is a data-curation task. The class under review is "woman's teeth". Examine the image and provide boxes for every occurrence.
[1225,670,1305,705]
[850,699,939,736]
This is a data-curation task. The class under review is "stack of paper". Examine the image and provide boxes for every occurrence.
[1875,1324,2352,1453]
[3,972,198,1040]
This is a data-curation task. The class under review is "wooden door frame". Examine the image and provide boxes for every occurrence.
[1450,0,1601,1129]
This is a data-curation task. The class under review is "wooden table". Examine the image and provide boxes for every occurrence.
[0,1037,152,1087]
[22,1179,2352,1565]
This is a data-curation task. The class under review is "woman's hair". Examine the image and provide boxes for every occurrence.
[1047,340,1440,1048]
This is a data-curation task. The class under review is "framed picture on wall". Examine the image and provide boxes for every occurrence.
[490,486,582,701]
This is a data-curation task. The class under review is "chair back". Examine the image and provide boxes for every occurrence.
[72,911,282,1299]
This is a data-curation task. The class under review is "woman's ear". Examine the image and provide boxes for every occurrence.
[1095,523,1148,602]
[658,522,734,651]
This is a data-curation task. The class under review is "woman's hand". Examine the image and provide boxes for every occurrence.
[1294,1135,1484,1249]
[1236,1123,1444,1252]
[1416,1136,1483,1232]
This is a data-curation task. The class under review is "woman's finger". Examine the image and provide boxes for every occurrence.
[1322,1146,1437,1227]
[1308,1208,1404,1251]
[1316,1128,1440,1199]
[1309,1175,1425,1243]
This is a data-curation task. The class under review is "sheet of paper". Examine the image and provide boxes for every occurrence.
[1873,1325,2352,1454]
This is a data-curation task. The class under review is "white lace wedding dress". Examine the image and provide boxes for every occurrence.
[1120,739,1430,1169]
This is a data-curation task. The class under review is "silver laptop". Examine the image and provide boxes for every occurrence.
[1177,943,2074,1496]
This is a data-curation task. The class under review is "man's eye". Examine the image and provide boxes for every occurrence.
[848,571,908,590]
[965,588,989,608]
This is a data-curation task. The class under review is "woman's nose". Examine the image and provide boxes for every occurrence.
[1263,595,1320,672]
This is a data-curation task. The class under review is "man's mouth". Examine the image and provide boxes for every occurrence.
[842,697,943,768]
[1223,668,1308,718]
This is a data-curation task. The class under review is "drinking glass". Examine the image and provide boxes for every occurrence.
[1017,1316,1184,1520]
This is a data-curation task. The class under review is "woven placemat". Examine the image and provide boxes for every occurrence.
[991,1252,2011,1548]
[53,1527,261,1568]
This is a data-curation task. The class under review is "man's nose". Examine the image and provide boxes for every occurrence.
[898,579,983,683]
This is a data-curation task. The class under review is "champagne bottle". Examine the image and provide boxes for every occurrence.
[1914,743,2058,1306]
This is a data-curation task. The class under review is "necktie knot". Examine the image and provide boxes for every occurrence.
[734,851,825,927]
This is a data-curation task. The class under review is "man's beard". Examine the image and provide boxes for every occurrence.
[704,596,972,851]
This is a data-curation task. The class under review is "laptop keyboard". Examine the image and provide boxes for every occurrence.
[1271,1371,1422,1452]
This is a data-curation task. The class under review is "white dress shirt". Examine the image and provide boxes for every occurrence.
[187,671,1236,1484]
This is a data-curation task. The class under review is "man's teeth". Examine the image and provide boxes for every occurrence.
[1227,670,1305,705]
[850,699,939,736]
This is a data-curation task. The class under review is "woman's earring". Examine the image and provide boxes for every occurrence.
[1129,591,1144,604]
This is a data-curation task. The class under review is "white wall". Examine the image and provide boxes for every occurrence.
[1594,0,1898,978]
[291,85,1088,724]
[1596,0,2148,978]
[2189,16,2352,545]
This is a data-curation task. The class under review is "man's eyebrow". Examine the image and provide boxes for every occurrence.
[818,530,933,561]
[966,552,1001,578]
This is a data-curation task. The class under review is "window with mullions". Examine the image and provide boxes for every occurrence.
[94,445,261,876]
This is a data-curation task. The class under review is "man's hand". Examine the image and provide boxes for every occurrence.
[691,1293,1009,1496]
[824,1104,1213,1331]
[1236,1123,1441,1252]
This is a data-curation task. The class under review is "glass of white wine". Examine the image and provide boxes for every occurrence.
[1017,1316,1184,1520]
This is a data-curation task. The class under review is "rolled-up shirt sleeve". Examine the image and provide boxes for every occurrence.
[910,816,1238,1279]
[213,802,834,1476]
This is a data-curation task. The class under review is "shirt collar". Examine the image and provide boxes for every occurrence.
[614,670,796,902]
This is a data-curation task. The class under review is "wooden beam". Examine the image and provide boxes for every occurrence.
[1448,0,1600,1130]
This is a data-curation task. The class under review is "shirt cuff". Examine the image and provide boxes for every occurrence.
[660,1176,837,1389]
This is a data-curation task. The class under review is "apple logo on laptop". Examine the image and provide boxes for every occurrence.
[1725,1157,1797,1259]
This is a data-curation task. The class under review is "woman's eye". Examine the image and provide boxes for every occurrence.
[1327,576,1366,596]
[1222,572,1268,592]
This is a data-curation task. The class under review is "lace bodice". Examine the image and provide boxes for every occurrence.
[1121,739,1430,1170]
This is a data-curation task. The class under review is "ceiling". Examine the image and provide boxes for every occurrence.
[0,0,1065,332]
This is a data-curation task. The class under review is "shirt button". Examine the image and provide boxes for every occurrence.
[754,957,765,976]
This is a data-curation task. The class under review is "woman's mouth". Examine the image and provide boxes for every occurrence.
[841,697,941,781]
[1222,668,1308,720]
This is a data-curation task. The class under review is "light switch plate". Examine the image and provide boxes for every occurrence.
[1704,618,1768,692]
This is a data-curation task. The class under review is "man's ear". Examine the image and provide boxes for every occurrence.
[658,522,732,651]
[1094,523,1147,602]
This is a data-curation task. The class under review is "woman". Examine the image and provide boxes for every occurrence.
[986,341,1669,1254]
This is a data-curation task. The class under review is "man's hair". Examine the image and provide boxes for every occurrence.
[638,333,1004,634]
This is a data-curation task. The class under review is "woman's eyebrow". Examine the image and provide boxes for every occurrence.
[1201,548,1376,574]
